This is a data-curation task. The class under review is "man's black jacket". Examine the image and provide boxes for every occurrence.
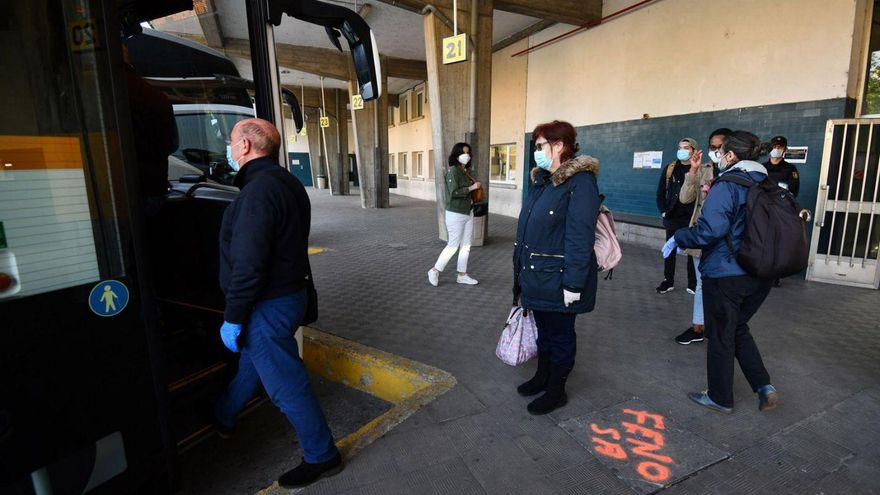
[219,156,310,324]
[763,159,800,197]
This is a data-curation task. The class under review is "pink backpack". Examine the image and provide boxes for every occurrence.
[594,204,621,277]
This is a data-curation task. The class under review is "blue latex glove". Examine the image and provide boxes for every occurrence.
[662,237,678,259]
[220,321,242,353]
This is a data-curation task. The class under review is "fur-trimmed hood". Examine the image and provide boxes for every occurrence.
[531,155,600,186]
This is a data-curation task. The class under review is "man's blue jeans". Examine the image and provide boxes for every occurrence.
[215,290,337,463]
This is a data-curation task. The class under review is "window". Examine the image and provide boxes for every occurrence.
[428,150,435,178]
[398,152,409,176]
[399,95,409,124]
[413,89,425,119]
[414,151,424,177]
[389,153,396,174]
[862,1,880,115]
[388,104,395,126]
[490,144,518,183]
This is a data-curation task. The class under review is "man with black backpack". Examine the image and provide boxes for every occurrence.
[655,138,698,294]
[662,130,808,415]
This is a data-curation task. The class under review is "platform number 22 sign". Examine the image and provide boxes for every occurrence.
[442,34,467,65]
[351,94,364,110]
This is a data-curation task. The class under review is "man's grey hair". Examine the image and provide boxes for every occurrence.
[237,119,281,157]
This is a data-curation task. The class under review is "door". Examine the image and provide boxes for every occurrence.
[0,1,171,492]
[807,119,880,288]
[288,151,314,187]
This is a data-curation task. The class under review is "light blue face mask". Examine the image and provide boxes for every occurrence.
[226,140,242,171]
[534,149,552,170]
[676,149,691,162]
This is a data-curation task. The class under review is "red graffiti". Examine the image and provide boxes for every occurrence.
[623,408,665,430]
[589,409,674,484]
[621,422,665,446]
[591,436,628,460]
[638,461,671,483]
[591,423,622,441]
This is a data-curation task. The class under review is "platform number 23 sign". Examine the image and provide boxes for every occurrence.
[442,34,467,65]
[320,116,330,128]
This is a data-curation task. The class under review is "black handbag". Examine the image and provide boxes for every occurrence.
[302,261,318,326]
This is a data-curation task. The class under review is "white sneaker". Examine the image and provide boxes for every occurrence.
[457,274,478,285]
[428,269,439,287]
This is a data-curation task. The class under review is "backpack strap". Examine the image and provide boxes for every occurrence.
[713,173,755,188]
[665,162,676,184]
[714,173,755,255]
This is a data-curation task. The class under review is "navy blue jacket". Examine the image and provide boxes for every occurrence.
[514,156,600,313]
[219,157,311,324]
[674,161,768,279]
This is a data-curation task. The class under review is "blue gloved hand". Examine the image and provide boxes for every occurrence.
[220,321,243,353]
[662,237,678,259]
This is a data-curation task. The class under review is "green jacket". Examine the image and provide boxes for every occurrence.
[444,166,472,214]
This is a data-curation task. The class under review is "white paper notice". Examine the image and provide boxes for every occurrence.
[633,151,663,169]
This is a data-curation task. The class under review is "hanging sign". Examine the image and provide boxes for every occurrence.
[442,33,467,65]
[69,18,100,52]
[319,116,330,128]
[300,126,307,136]
[351,94,365,110]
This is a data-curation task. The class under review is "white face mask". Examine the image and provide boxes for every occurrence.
[770,149,784,159]
[708,150,721,164]
[718,151,734,171]
[458,153,471,165]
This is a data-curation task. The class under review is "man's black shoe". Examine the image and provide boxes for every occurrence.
[655,279,674,294]
[675,327,705,345]
[278,452,344,489]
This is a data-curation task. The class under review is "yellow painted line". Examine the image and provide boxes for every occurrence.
[307,247,328,255]
[255,327,456,495]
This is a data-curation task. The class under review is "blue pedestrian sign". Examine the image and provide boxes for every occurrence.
[88,280,129,317]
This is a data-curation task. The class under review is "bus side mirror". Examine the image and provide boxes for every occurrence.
[281,88,304,132]
[268,0,382,101]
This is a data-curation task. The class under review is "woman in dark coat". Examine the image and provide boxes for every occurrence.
[513,120,600,415]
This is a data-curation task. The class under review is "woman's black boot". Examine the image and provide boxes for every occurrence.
[527,363,570,415]
[517,352,550,396]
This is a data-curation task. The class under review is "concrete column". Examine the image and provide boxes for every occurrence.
[320,107,342,195]
[424,0,493,245]
[334,88,350,195]
[348,56,390,208]
[305,108,323,189]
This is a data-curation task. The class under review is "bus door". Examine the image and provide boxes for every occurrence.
[0,1,176,493]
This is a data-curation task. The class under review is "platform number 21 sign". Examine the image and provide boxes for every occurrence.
[442,34,467,65]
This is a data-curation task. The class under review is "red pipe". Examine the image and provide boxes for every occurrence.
[511,0,658,58]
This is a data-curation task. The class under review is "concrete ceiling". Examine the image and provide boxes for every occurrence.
[151,1,551,94]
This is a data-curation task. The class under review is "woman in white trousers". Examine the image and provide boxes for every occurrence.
[428,142,481,286]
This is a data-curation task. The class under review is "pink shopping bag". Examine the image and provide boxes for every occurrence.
[495,306,538,366]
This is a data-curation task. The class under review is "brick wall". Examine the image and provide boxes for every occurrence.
[524,98,852,224]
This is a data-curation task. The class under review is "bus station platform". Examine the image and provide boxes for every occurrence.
[185,190,880,495]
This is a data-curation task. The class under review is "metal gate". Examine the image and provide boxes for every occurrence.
[807,119,880,288]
